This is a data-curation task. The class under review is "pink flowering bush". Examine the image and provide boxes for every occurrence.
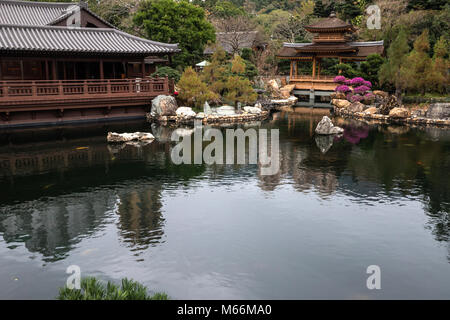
[362,92,375,104]
[350,77,365,86]
[334,76,346,83]
[353,85,371,95]
[363,80,372,88]
[335,85,351,93]
[349,95,363,103]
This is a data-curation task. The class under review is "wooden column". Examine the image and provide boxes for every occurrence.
[0,57,2,80]
[289,60,293,78]
[317,59,321,78]
[141,59,146,78]
[295,60,298,78]
[52,60,57,80]
[312,56,316,78]
[100,60,104,79]
[45,60,49,80]
[20,60,24,80]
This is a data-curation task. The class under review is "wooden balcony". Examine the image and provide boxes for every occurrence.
[289,75,336,91]
[0,77,169,111]
[0,77,172,127]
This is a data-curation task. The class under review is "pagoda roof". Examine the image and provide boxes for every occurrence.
[305,13,355,33]
[277,41,384,58]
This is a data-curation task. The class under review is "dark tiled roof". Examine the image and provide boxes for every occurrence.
[0,0,78,26]
[0,24,180,55]
[0,0,116,28]
[305,13,354,32]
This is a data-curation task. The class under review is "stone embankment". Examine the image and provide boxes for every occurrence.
[331,91,450,127]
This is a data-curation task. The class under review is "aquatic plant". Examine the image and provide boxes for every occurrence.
[57,277,168,300]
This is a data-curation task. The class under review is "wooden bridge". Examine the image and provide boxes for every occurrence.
[0,77,172,127]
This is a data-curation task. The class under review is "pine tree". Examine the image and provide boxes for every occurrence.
[178,67,219,107]
[401,29,433,94]
[379,28,410,98]
[223,55,257,106]
[313,0,327,17]
[427,36,449,94]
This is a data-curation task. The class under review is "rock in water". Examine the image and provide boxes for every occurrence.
[389,107,410,118]
[315,116,344,135]
[203,101,212,115]
[315,135,335,154]
[107,132,155,143]
[348,102,365,113]
[332,99,351,108]
[150,95,177,117]
[176,107,196,118]
[425,103,450,119]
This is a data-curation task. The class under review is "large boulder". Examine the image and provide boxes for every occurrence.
[267,79,283,98]
[348,102,365,113]
[332,99,351,109]
[373,90,389,97]
[176,106,196,118]
[107,132,155,143]
[279,84,296,99]
[389,107,410,118]
[330,92,347,100]
[243,106,262,114]
[150,95,178,117]
[425,103,450,119]
[378,95,401,115]
[215,105,237,116]
[364,106,379,115]
[315,116,344,135]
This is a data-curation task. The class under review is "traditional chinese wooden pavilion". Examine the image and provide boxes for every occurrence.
[277,12,383,106]
[0,0,179,127]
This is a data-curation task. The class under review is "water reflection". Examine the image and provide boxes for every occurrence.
[0,114,449,298]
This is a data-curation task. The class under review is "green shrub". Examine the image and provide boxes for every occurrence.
[151,66,181,82]
[57,277,168,300]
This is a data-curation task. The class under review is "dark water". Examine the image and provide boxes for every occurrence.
[0,111,449,299]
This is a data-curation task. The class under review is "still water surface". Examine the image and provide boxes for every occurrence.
[0,111,449,299]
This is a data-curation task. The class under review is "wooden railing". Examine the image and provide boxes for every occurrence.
[290,75,335,81]
[0,77,169,102]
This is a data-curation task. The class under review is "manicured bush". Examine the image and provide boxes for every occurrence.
[350,77,365,86]
[335,85,351,93]
[151,66,181,82]
[349,94,364,103]
[353,85,371,95]
[334,75,346,83]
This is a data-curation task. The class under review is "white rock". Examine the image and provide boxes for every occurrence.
[215,105,237,116]
[243,106,262,114]
[176,106,196,118]
[107,132,155,143]
[254,102,262,109]
[173,128,194,137]
[315,116,344,135]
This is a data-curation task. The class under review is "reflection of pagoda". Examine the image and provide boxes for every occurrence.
[277,13,384,99]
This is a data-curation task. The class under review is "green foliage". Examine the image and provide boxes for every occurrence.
[400,29,433,94]
[212,0,246,17]
[133,0,216,68]
[407,0,448,10]
[151,66,181,82]
[223,75,257,105]
[178,67,219,107]
[380,28,410,95]
[58,277,168,300]
[336,0,364,22]
[360,54,385,89]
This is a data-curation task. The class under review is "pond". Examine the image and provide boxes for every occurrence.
[0,110,449,299]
